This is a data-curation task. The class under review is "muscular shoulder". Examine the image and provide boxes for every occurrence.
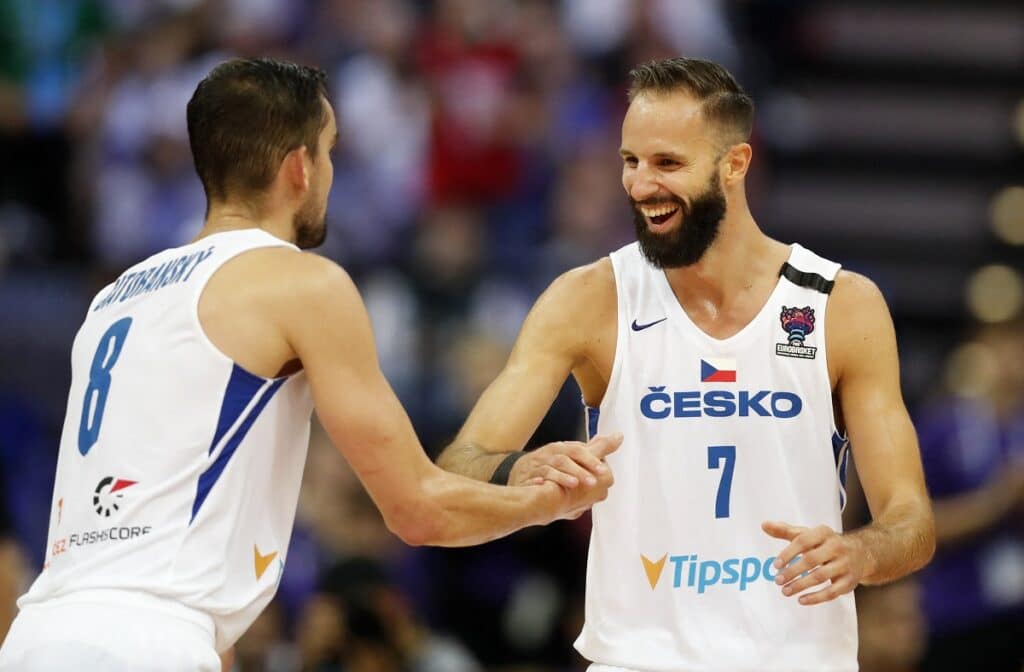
[206,246,360,331]
[228,246,354,300]
[827,270,896,379]
[516,257,616,366]
[829,271,890,326]
[540,257,616,321]
[537,258,615,333]
[561,257,616,291]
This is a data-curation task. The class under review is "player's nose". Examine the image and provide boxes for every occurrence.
[628,165,661,203]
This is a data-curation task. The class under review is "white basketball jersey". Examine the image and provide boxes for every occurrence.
[19,229,314,651]
[575,242,857,671]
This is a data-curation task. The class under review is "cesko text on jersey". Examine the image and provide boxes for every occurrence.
[639,387,803,419]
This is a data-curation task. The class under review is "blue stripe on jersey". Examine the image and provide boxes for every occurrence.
[832,430,851,510]
[190,367,287,523]
[586,406,600,441]
[209,365,266,455]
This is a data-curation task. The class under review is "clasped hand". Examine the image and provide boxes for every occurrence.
[512,433,621,519]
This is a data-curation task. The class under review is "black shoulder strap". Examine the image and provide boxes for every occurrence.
[779,262,835,295]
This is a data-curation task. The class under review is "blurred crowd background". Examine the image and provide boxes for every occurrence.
[1,0,1022,670]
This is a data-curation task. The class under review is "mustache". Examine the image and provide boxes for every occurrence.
[631,196,684,209]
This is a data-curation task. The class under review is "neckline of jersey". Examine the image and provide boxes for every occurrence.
[189,227,298,250]
[653,243,799,347]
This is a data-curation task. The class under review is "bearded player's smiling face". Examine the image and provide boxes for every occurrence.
[619,90,722,234]
[620,91,729,268]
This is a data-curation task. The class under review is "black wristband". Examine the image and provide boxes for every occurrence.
[489,451,527,485]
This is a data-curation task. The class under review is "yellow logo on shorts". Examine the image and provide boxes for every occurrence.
[254,545,279,580]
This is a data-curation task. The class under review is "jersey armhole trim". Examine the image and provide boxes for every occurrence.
[818,268,850,512]
[596,252,628,418]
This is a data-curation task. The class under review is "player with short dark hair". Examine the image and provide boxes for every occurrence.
[437,57,935,671]
[0,57,619,671]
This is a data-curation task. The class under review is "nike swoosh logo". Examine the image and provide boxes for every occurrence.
[631,317,668,331]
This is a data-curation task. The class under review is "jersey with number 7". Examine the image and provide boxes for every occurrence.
[576,242,854,669]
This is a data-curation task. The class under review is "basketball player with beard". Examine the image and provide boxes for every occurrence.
[437,57,935,671]
[0,58,619,672]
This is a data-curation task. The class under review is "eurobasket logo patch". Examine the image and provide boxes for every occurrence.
[700,358,737,383]
[776,306,817,359]
[93,476,137,517]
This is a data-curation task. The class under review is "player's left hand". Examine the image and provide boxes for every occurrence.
[509,434,617,489]
[761,521,870,606]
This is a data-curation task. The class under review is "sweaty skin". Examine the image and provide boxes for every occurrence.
[437,89,934,603]
[192,97,620,549]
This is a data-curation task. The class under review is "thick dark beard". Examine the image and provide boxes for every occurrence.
[633,173,727,268]
[293,194,327,249]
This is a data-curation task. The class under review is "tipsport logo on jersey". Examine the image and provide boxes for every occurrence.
[639,360,803,420]
[640,553,786,595]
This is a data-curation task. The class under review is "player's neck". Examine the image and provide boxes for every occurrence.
[194,202,298,246]
[663,212,786,306]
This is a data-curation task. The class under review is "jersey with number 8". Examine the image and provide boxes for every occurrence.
[19,229,314,653]
[576,242,856,671]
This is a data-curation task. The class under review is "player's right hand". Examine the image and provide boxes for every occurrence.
[552,433,620,519]
[511,433,622,489]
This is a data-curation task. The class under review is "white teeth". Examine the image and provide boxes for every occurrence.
[640,205,679,218]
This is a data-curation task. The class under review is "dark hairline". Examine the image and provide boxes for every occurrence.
[627,58,754,143]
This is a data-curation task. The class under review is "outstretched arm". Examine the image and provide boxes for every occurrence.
[437,261,617,488]
[280,254,617,547]
[765,272,935,604]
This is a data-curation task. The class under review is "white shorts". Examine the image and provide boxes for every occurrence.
[0,589,221,672]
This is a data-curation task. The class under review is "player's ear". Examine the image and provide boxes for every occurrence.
[721,143,752,186]
[281,145,310,193]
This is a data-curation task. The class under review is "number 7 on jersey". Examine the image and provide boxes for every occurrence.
[707,445,736,519]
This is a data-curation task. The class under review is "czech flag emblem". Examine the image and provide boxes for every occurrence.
[701,358,737,383]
